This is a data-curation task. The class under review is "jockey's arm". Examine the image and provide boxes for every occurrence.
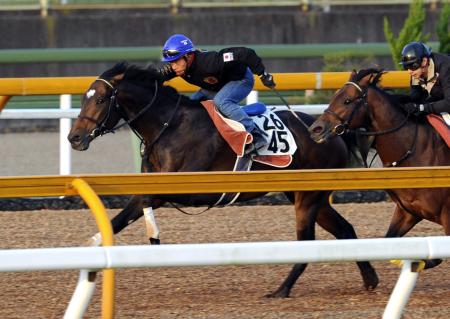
[219,47,266,76]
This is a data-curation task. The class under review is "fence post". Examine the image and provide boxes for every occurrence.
[40,0,48,17]
[246,91,258,105]
[60,94,72,175]
[383,260,422,319]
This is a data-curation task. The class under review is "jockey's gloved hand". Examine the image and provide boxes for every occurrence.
[402,102,432,116]
[260,71,276,88]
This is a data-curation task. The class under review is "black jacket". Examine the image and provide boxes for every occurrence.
[159,47,266,92]
[410,52,450,113]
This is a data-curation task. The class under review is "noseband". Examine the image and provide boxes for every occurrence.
[324,81,368,136]
[79,78,159,139]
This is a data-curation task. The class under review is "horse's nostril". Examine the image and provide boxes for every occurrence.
[68,134,81,143]
[311,126,323,134]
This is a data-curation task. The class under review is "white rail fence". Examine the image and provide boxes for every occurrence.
[0,92,328,175]
[1,236,449,319]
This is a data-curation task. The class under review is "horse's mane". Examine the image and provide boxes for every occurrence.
[100,61,129,79]
[101,61,200,107]
[351,68,407,110]
[350,68,384,85]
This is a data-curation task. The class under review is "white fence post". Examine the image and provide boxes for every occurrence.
[59,94,72,175]
[246,90,258,105]
[64,269,97,319]
[383,260,420,319]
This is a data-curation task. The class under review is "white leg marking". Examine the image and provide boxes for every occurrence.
[87,232,102,246]
[143,207,160,239]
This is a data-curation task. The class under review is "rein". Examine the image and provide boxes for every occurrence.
[141,94,182,155]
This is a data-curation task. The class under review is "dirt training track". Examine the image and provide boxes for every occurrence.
[0,202,448,319]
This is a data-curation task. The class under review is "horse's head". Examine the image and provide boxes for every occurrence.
[309,68,383,143]
[68,62,128,151]
[68,61,163,151]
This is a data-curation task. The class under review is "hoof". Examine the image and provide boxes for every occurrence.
[150,238,160,245]
[423,259,442,269]
[363,269,379,291]
[265,287,290,298]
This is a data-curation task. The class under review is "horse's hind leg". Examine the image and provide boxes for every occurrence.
[266,191,320,298]
[316,200,378,290]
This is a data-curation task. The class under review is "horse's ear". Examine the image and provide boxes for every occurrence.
[349,69,357,81]
[371,69,385,86]
[111,73,125,84]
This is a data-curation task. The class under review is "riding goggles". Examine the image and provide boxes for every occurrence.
[402,61,422,71]
[162,49,181,59]
[400,56,422,71]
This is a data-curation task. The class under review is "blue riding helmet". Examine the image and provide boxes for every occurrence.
[161,34,195,62]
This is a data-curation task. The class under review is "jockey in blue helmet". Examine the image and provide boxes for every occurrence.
[158,34,276,155]
[161,34,196,62]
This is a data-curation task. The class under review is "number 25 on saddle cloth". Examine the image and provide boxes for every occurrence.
[200,101,297,168]
[427,114,450,148]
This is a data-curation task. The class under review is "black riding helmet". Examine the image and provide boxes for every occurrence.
[400,42,431,70]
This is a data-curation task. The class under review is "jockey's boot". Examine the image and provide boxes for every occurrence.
[245,127,268,155]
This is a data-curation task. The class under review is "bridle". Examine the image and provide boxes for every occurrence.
[325,81,412,137]
[78,78,159,141]
[79,77,182,155]
[324,82,368,136]
[324,81,418,167]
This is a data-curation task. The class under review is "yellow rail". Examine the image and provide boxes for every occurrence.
[0,167,449,198]
[0,71,410,95]
[0,96,10,111]
[70,179,115,319]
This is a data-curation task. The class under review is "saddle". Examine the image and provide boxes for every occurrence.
[201,100,297,168]
[427,113,450,148]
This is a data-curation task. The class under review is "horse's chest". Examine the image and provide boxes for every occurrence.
[394,189,442,223]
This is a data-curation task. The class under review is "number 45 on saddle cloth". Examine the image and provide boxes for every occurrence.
[201,100,297,168]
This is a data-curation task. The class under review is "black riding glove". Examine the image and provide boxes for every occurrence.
[260,71,276,88]
[402,102,432,116]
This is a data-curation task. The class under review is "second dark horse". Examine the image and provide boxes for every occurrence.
[68,62,378,298]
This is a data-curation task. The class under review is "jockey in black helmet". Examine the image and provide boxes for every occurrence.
[158,34,276,154]
[399,41,450,116]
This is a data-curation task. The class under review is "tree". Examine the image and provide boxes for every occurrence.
[384,0,430,69]
[437,1,450,54]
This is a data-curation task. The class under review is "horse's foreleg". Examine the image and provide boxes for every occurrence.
[88,195,145,246]
[385,205,441,268]
[385,205,421,238]
[316,202,379,291]
[266,191,318,299]
[143,207,160,245]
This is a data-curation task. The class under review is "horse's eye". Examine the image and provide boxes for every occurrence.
[344,98,352,105]
[96,97,105,105]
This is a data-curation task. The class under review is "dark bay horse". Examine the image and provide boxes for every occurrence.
[309,68,450,269]
[68,62,378,298]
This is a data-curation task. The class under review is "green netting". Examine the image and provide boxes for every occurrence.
[0,0,299,6]
[6,95,82,109]
[5,91,311,109]
[48,0,168,4]
[0,0,40,5]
